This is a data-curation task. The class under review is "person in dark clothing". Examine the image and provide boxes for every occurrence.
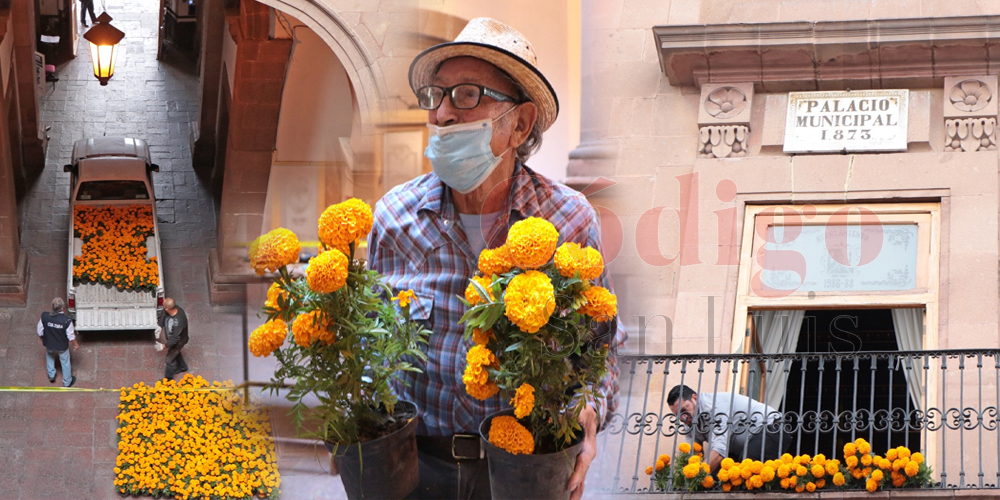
[38,298,79,387]
[80,0,97,27]
[157,298,189,379]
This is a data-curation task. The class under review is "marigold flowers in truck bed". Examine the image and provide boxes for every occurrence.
[73,204,159,292]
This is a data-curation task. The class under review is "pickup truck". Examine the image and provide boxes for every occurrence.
[64,137,164,331]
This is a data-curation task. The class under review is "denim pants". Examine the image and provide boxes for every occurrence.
[46,349,72,386]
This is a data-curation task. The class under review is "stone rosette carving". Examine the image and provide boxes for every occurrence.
[943,76,998,152]
[705,87,747,119]
[697,83,753,158]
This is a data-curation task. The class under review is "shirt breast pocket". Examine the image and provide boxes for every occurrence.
[408,291,434,333]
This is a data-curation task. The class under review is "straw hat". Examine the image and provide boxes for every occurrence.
[409,17,559,132]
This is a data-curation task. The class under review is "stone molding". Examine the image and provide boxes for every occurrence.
[943,75,997,152]
[654,16,1000,90]
[698,83,753,158]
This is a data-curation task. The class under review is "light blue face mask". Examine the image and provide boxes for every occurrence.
[425,106,517,194]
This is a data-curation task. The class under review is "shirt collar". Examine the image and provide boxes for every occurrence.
[417,161,542,221]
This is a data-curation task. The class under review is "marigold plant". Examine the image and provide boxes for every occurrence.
[73,204,160,292]
[461,217,615,454]
[248,198,429,446]
[114,375,279,500]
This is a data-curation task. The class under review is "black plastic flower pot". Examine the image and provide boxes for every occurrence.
[327,400,420,500]
[479,409,584,500]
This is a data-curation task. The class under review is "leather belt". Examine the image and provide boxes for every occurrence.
[416,434,485,461]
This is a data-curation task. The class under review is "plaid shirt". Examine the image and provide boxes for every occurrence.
[368,162,627,436]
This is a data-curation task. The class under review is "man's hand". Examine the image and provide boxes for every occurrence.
[72,340,79,352]
[567,404,599,500]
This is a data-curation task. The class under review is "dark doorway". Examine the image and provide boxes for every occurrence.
[783,309,922,459]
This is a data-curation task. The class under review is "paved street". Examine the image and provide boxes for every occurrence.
[0,1,343,498]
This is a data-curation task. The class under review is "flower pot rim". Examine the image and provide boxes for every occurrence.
[326,400,419,453]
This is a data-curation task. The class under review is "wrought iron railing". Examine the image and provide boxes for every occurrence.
[596,350,1000,493]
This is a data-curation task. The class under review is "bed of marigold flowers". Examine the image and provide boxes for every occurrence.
[73,204,160,292]
[114,375,280,500]
[645,438,933,493]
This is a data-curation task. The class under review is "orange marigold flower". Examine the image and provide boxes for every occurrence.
[503,270,555,333]
[510,383,535,419]
[478,246,513,276]
[505,217,559,269]
[806,482,816,493]
[846,455,859,469]
[905,460,920,477]
[811,464,825,478]
[871,469,884,482]
[682,463,699,479]
[843,442,856,457]
[318,198,373,250]
[553,242,604,281]
[249,319,287,357]
[678,442,691,454]
[659,454,671,466]
[866,478,879,492]
[833,472,845,486]
[292,310,334,347]
[487,415,534,455]
[462,345,499,400]
[471,327,494,346]
[761,465,776,482]
[250,228,301,276]
[264,282,288,311]
[701,475,714,488]
[645,466,653,476]
[392,289,416,308]
[306,248,349,293]
[855,438,871,455]
[578,286,617,322]
[465,276,495,306]
[911,452,924,464]
[655,459,665,471]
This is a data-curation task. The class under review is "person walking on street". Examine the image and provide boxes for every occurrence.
[80,0,97,27]
[38,298,79,387]
[157,298,189,379]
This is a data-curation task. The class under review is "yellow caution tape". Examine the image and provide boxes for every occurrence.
[0,381,260,393]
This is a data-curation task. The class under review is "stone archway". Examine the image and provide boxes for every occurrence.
[255,0,390,136]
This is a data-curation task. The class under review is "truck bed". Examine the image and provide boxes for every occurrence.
[73,283,158,330]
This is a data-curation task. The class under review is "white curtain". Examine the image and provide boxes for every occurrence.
[891,308,925,411]
[752,310,806,409]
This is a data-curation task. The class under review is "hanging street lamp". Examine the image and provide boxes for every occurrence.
[83,12,125,86]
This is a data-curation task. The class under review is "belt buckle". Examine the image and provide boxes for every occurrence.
[451,433,483,460]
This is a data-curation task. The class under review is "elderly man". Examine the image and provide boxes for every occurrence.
[368,17,626,500]
[667,385,791,471]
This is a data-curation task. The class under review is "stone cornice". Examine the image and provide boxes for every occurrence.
[654,16,1000,90]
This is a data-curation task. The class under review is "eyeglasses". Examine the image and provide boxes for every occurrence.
[416,84,518,110]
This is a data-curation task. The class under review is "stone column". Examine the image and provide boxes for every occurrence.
[12,0,45,180]
[564,0,619,188]
[209,0,292,303]
[0,10,28,304]
[191,0,225,172]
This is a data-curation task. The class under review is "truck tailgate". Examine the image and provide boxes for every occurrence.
[75,283,158,330]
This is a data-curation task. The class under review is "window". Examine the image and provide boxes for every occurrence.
[77,181,149,201]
